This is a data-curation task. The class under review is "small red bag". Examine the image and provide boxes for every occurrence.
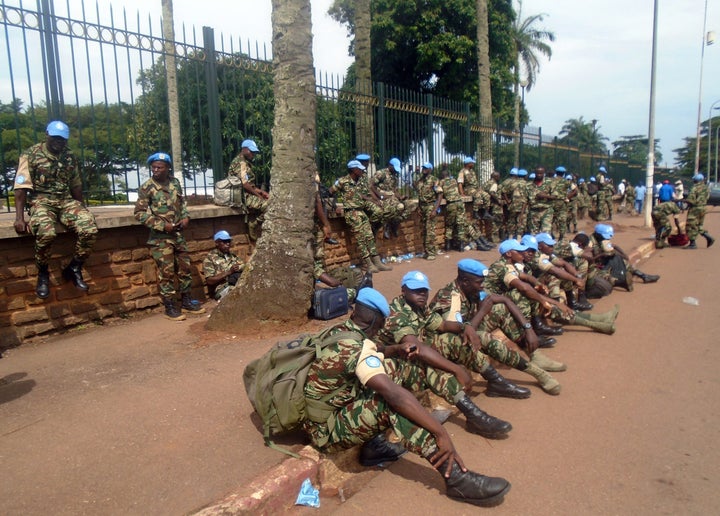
[668,233,689,247]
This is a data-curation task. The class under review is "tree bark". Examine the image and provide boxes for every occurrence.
[354,0,375,157]
[207,0,317,331]
[476,0,494,182]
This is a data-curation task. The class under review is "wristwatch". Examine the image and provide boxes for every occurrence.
[522,322,532,330]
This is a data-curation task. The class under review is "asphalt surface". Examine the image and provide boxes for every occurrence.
[2,210,719,515]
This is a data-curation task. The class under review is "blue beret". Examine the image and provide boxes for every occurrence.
[517,169,528,177]
[555,166,566,173]
[147,152,172,165]
[509,168,518,176]
[401,271,431,290]
[355,288,390,317]
[578,178,585,184]
[463,157,476,164]
[457,258,488,277]
[520,234,538,251]
[214,230,231,241]
[422,162,434,170]
[46,120,70,139]
[693,173,704,181]
[389,158,402,171]
[599,166,607,173]
[355,154,371,161]
[535,232,556,246]
[565,174,573,180]
[498,239,529,255]
[589,176,597,182]
[594,224,614,239]
[347,160,366,170]
[241,139,259,152]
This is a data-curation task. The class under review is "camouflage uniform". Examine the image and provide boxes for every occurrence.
[332,174,384,260]
[302,319,453,455]
[504,178,529,238]
[527,179,554,234]
[14,142,98,267]
[482,177,503,242]
[566,180,579,231]
[437,175,467,244]
[428,282,525,369]
[414,171,440,257]
[458,165,491,239]
[371,167,417,222]
[651,201,681,246]
[624,184,636,215]
[549,176,568,238]
[227,153,268,238]
[202,248,243,300]
[595,177,612,220]
[134,176,192,298]
[577,183,590,219]
[685,182,710,241]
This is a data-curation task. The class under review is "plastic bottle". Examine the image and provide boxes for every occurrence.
[682,296,700,306]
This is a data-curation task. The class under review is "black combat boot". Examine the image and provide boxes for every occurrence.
[702,231,715,248]
[36,264,50,299]
[632,270,660,283]
[538,336,557,348]
[359,433,407,466]
[162,296,186,321]
[478,236,496,249]
[356,271,373,291]
[532,315,563,336]
[480,365,531,399]
[444,239,453,252]
[685,240,697,249]
[181,292,206,314]
[455,394,512,438]
[474,239,492,251]
[565,290,592,311]
[577,291,594,311]
[435,456,511,507]
[62,258,89,291]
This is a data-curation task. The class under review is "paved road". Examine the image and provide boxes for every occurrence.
[1,211,718,515]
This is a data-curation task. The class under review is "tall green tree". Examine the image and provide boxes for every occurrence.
[559,117,608,154]
[511,2,554,167]
[208,0,318,329]
[612,135,662,166]
[476,0,494,180]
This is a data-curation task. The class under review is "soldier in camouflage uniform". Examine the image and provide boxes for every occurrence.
[227,139,269,241]
[623,182,636,215]
[414,163,442,260]
[566,174,580,232]
[684,173,715,249]
[505,168,530,238]
[330,160,391,273]
[458,158,494,250]
[651,199,681,248]
[202,230,245,300]
[301,288,512,507]
[595,167,612,220]
[427,262,566,395]
[436,164,469,250]
[370,158,418,239]
[549,167,570,239]
[13,121,98,299]
[134,152,205,321]
[482,171,503,243]
[527,166,556,234]
[576,178,590,220]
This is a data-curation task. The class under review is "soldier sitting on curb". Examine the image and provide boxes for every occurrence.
[301,288,512,507]
[202,230,245,300]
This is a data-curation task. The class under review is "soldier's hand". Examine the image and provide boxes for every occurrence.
[453,366,473,392]
[13,219,28,234]
[524,328,540,354]
[429,431,466,478]
[164,221,175,232]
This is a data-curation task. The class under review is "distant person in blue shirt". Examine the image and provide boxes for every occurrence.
[634,183,647,214]
[658,180,674,203]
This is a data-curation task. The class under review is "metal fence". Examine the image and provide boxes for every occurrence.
[1,0,649,212]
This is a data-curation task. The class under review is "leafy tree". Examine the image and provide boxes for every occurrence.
[559,117,608,154]
[612,135,662,166]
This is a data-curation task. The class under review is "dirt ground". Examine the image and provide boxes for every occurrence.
[2,211,719,515]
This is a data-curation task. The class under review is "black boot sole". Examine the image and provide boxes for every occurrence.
[485,387,532,399]
[465,423,512,439]
[359,449,407,467]
[448,482,511,507]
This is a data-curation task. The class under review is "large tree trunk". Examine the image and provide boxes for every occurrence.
[207,0,317,331]
[476,0,494,182]
[354,0,375,157]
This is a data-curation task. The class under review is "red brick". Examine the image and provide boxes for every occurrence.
[112,250,133,262]
[112,277,131,289]
[85,253,111,266]
[122,286,150,301]
[0,296,26,313]
[11,307,50,325]
[100,292,124,305]
[5,280,36,295]
[122,262,143,275]
[55,286,87,301]
[136,296,161,309]
[131,248,150,260]
[48,304,72,319]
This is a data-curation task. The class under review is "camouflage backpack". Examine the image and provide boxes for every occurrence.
[243,328,361,457]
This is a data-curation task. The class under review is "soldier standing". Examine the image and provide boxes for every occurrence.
[134,152,205,320]
[684,173,715,249]
[414,163,442,261]
[13,121,98,299]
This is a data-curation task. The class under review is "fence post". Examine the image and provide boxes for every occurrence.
[377,82,386,163]
[426,94,434,164]
[203,26,224,182]
[538,127,543,164]
[464,102,472,157]
[39,0,64,119]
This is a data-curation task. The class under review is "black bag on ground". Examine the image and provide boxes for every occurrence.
[312,287,349,320]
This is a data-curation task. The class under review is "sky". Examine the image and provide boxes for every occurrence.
[3,0,719,167]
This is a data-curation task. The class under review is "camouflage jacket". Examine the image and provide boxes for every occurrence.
[652,200,680,218]
[303,319,380,407]
[485,256,521,295]
[134,176,189,238]
[377,295,444,347]
[371,167,398,194]
[227,153,256,186]
[686,183,709,207]
[529,178,554,209]
[332,174,372,210]
[438,176,462,203]
[414,172,439,205]
[482,178,502,205]
[457,166,479,194]
[428,279,477,326]
[202,248,243,296]
[14,142,81,199]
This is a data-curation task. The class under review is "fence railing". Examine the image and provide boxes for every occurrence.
[1,0,652,213]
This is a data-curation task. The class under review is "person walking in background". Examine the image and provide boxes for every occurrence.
[634,182,647,215]
[134,152,205,320]
[684,173,715,249]
[13,120,98,299]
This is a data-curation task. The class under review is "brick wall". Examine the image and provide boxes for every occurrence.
[0,204,451,348]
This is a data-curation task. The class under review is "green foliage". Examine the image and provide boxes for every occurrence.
[559,117,608,154]
[673,116,720,177]
[612,135,662,166]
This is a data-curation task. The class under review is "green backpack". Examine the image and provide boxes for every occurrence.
[243,328,361,457]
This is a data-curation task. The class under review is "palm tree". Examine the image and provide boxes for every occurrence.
[560,117,608,154]
[208,0,318,330]
[512,1,555,167]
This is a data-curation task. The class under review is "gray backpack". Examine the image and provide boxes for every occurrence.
[213,176,248,212]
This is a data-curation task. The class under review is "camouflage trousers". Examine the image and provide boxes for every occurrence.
[596,192,610,220]
[303,358,460,455]
[506,207,526,238]
[685,206,707,240]
[380,194,418,223]
[477,303,524,343]
[312,222,326,279]
[552,202,568,238]
[418,203,438,256]
[487,205,503,241]
[466,188,491,214]
[528,207,553,234]
[29,197,98,267]
[567,201,578,230]
[344,209,377,260]
[149,235,192,297]
[428,326,524,373]
[651,212,672,242]
[444,201,465,242]
[245,195,268,241]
